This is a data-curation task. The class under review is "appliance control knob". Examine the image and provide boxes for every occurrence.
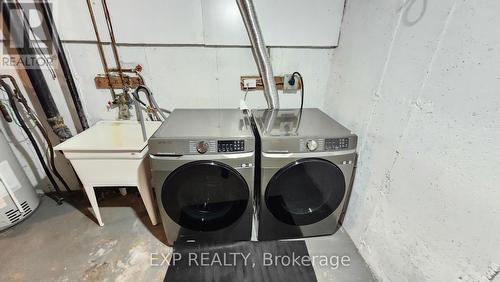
[196,141,209,154]
[306,139,318,151]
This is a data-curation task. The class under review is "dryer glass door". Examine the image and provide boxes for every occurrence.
[161,160,249,231]
[265,158,346,226]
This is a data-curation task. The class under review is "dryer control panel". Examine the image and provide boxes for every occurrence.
[300,138,351,152]
[325,138,350,151]
[187,139,250,154]
[218,140,245,152]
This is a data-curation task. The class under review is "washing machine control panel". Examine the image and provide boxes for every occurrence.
[300,138,350,152]
[325,138,350,150]
[218,140,245,153]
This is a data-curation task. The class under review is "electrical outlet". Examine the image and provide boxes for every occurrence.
[283,74,298,93]
[243,78,257,89]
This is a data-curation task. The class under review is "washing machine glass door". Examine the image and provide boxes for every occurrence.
[161,160,249,231]
[265,158,346,226]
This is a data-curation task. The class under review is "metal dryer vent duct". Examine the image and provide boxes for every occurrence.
[236,0,279,109]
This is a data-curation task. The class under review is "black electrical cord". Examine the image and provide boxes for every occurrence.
[288,72,305,133]
[0,80,64,204]
[289,72,304,112]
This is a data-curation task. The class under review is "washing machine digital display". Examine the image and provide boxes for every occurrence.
[218,140,245,152]
[325,138,349,150]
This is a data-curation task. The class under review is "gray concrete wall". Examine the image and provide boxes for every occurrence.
[324,0,500,280]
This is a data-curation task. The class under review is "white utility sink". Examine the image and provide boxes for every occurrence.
[55,121,162,226]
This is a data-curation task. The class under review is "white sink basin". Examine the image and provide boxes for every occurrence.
[55,120,161,152]
[54,120,162,226]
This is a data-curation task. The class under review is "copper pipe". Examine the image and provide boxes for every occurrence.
[101,0,127,96]
[85,0,116,99]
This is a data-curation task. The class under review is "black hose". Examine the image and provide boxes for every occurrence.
[32,116,73,192]
[131,90,148,108]
[0,102,13,122]
[2,76,72,192]
[135,85,171,118]
[39,0,89,130]
[0,80,64,203]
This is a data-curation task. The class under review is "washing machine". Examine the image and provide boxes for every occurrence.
[149,109,255,245]
[251,108,357,241]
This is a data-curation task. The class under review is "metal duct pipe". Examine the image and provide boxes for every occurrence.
[236,0,279,109]
[1,1,73,141]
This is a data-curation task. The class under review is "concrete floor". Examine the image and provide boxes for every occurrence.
[0,190,374,282]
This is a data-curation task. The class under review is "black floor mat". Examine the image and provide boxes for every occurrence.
[165,240,317,282]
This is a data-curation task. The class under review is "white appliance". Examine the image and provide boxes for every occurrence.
[0,129,39,231]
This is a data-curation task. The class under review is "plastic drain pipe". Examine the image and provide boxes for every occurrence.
[1,1,73,141]
[40,0,89,130]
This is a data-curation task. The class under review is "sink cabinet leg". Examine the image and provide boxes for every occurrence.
[137,161,158,226]
[137,183,158,226]
[84,185,104,226]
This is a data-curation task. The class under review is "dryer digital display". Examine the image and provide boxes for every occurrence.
[218,140,245,152]
[325,138,349,150]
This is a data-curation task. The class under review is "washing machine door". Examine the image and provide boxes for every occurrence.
[161,160,249,232]
[265,158,346,226]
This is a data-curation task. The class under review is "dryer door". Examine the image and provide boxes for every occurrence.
[161,160,249,231]
[265,158,346,226]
